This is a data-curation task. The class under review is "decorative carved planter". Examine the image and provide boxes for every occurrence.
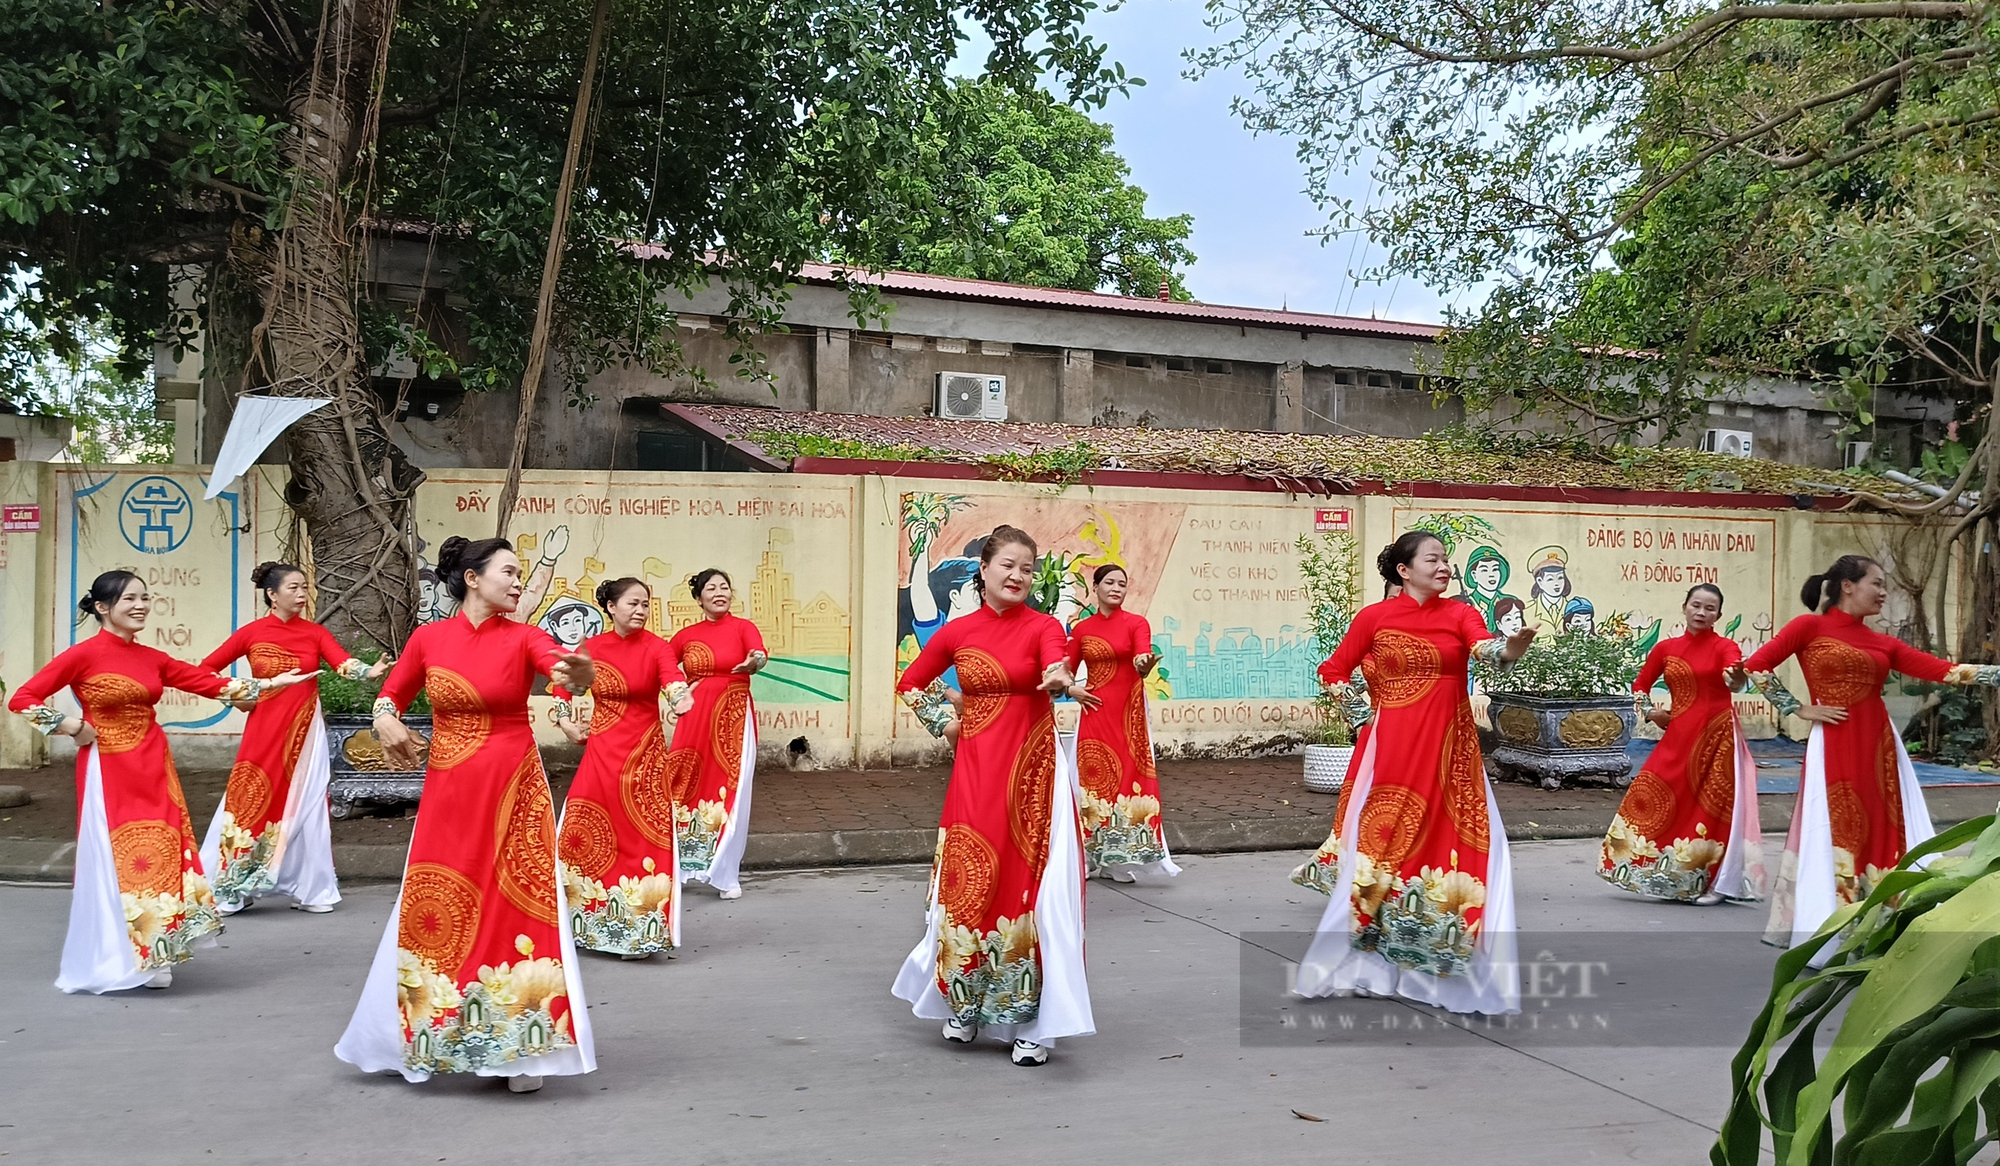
[325,714,432,819]
[1480,693,1636,790]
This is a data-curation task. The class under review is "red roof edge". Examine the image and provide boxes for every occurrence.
[660,403,787,471]
[784,455,1845,511]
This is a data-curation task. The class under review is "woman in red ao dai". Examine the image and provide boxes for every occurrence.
[662,568,767,899]
[553,577,694,958]
[894,525,1093,1067]
[9,571,314,992]
[1063,563,1178,881]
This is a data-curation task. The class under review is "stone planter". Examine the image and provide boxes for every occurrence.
[1303,744,1354,793]
[326,713,432,819]
[1480,693,1636,790]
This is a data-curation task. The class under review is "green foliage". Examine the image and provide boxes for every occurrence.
[1477,630,1641,698]
[1029,549,1086,617]
[1,0,1135,414]
[1405,510,1502,561]
[1903,682,1989,769]
[1712,814,2000,1165]
[840,77,1195,297]
[1296,531,1358,745]
[1195,3,2000,442]
[317,648,430,717]
[986,441,1102,483]
[2,278,170,462]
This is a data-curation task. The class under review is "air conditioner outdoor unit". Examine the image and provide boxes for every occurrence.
[936,372,1007,422]
[1701,427,1754,458]
[1844,440,1873,469]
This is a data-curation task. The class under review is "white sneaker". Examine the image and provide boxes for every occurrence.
[1110,868,1138,883]
[217,899,247,916]
[291,902,334,914]
[506,1075,544,1093]
[718,886,742,900]
[943,1017,979,1044]
[1010,1039,1048,1066]
[1693,890,1727,906]
[145,970,173,989]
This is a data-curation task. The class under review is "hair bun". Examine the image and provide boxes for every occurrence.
[435,535,470,576]
[1799,572,1829,612]
[77,594,97,615]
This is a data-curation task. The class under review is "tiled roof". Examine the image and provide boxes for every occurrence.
[663,403,1876,501]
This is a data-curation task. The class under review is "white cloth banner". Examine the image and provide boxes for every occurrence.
[204,397,333,500]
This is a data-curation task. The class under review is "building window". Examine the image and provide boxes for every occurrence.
[1125,355,1152,369]
[1205,361,1232,375]
[1166,357,1194,372]
[1333,370,1355,386]
[635,430,712,471]
[1366,372,1391,389]
[1399,375,1421,391]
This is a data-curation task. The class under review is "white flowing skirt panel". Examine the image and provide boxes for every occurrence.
[199,701,342,909]
[57,747,158,995]
[1710,715,1769,902]
[1293,732,1521,1016]
[1059,730,1182,880]
[1766,725,1934,949]
[687,715,755,894]
[893,723,1095,1044]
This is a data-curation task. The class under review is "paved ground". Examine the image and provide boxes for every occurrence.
[6,753,2000,881]
[1,839,1771,1165]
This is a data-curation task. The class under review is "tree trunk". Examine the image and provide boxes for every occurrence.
[255,0,421,652]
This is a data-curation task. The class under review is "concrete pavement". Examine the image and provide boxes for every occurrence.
[0,839,1766,1164]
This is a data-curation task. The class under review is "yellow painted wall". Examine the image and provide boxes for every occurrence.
[0,463,1956,768]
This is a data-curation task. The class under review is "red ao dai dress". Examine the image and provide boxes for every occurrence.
[1065,608,1178,878]
[10,631,257,992]
[893,603,1094,1045]
[335,612,595,1082]
[663,613,765,895]
[553,627,688,956]
[1599,630,1766,902]
[1296,593,1520,1015]
[1742,609,1951,947]
[197,613,369,911]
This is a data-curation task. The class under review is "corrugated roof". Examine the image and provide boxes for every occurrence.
[663,403,1881,500]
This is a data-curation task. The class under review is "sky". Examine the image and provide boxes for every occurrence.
[1038,0,1456,324]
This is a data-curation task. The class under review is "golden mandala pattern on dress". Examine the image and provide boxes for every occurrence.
[1075,738,1123,802]
[623,723,682,849]
[1367,630,1442,709]
[1878,727,1905,850]
[1827,779,1869,857]
[423,667,490,770]
[495,751,559,927]
[953,648,1010,738]
[163,750,195,839]
[75,673,153,754]
[937,823,998,926]
[559,798,620,880]
[1008,713,1057,870]
[711,683,752,780]
[110,819,184,897]
[225,761,273,829]
[1127,683,1156,781]
[1440,706,1491,853]
[680,640,717,680]
[1617,772,1676,843]
[1355,784,1426,868]
[246,642,301,679]
[1078,635,1119,690]
[587,660,629,734]
[1690,712,1738,821]
[1799,638,1882,706]
[398,862,482,974]
[1662,657,1698,722]
[282,701,316,777]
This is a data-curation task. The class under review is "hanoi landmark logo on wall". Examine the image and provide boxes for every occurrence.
[118,476,194,554]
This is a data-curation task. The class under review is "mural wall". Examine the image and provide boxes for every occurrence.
[411,471,855,753]
[12,462,1949,767]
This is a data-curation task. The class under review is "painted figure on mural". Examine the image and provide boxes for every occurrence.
[420,525,573,625]
[1526,546,1590,634]
[1493,596,1528,639]
[1563,598,1596,635]
[539,597,604,654]
[1457,546,1518,633]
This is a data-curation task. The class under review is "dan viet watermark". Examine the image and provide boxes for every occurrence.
[1238,930,1781,1047]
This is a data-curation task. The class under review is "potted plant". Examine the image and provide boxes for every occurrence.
[1476,630,1641,789]
[1297,530,1359,793]
[318,648,433,818]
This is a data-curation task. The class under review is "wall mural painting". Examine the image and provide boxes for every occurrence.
[1398,506,1782,732]
[414,476,856,743]
[895,491,1333,742]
